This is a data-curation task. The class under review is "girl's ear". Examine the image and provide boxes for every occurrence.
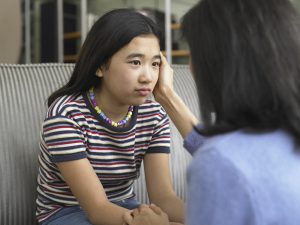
[96,68,104,78]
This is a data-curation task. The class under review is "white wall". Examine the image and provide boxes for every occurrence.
[0,0,22,63]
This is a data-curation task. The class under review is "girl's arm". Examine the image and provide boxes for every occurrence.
[143,153,185,224]
[57,158,129,225]
[153,53,198,139]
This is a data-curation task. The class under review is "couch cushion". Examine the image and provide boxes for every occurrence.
[0,64,73,224]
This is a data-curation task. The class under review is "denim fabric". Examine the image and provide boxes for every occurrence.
[41,198,140,225]
[111,198,140,210]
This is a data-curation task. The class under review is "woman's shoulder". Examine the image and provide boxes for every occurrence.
[187,128,297,167]
[188,129,300,224]
[190,128,298,173]
[197,128,293,151]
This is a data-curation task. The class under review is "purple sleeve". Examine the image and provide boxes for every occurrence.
[183,124,205,155]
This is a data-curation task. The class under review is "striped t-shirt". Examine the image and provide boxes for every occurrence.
[36,92,170,223]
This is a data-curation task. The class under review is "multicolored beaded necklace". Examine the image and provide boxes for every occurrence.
[89,87,133,127]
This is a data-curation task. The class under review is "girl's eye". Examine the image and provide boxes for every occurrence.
[152,61,161,67]
[129,60,141,66]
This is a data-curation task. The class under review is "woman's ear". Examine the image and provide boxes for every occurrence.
[96,68,104,78]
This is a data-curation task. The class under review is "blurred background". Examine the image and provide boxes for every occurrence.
[1,0,300,65]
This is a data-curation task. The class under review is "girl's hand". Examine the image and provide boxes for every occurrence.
[123,204,170,225]
[122,210,134,225]
[153,52,174,103]
[149,204,184,225]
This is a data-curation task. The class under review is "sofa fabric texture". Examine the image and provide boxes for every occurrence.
[0,64,199,225]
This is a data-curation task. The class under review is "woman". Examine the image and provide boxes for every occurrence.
[125,0,300,224]
[36,9,184,225]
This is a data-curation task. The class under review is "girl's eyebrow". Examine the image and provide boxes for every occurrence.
[126,53,161,60]
[153,55,161,60]
[126,53,144,59]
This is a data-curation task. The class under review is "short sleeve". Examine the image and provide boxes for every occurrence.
[147,111,170,154]
[186,149,259,225]
[183,124,206,155]
[42,115,87,162]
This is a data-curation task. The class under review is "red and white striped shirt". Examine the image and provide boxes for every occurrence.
[36,92,170,223]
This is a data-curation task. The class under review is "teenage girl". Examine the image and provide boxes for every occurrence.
[36,8,184,225]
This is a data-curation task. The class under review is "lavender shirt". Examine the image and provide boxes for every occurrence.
[184,128,300,225]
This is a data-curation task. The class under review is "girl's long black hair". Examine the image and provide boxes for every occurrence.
[48,8,162,107]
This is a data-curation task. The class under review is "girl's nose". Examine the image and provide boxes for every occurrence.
[139,66,153,83]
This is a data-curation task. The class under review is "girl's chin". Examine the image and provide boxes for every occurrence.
[128,98,149,106]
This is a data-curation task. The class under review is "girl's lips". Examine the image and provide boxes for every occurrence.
[136,88,151,96]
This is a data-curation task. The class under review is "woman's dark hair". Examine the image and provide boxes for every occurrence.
[48,8,162,106]
[182,0,300,138]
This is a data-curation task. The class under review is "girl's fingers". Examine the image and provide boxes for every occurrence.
[160,52,171,69]
[122,210,134,225]
[132,204,148,217]
[132,208,140,217]
[149,203,163,215]
[160,52,167,65]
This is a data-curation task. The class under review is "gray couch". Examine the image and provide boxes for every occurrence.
[0,64,199,225]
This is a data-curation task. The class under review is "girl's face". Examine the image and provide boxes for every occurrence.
[96,34,161,107]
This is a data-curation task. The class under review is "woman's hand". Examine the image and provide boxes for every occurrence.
[153,52,174,103]
[123,204,170,225]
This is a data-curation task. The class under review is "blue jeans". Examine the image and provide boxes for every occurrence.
[41,198,140,225]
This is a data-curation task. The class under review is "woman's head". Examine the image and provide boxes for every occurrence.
[48,8,162,106]
[182,0,300,136]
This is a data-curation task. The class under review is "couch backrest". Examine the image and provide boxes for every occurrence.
[0,64,199,225]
